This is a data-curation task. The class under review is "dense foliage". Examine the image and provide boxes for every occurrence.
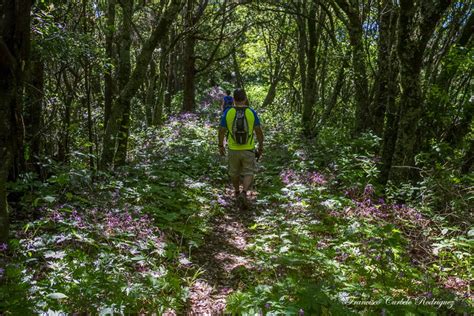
[0,0,472,314]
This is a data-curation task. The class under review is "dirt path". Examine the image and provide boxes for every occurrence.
[186,189,259,314]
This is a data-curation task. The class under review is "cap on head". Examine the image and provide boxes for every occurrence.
[233,88,247,102]
[225,89,231,95]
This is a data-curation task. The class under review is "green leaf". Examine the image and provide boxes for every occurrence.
[43,196,56,203]
[467,228,474,237]
[47,292,68,299]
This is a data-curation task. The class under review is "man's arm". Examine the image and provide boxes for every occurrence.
[255,126,264,153]
[218,127,226,146]
[218,127,226,155]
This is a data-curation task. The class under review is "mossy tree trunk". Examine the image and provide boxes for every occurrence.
[301,1,319,137]
[24,48,44,174]
[389,0,451,182]
[333,0,370,136]
[0,0,33,243]
[104,0,116,129]
[115,0,133,166]
[377,1,400,185]
[371,0,398,138]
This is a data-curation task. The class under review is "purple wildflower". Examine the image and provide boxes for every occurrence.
[136,263,148,272]
[307,171,327,185]
[217,196,228,206]
[280,169,297,184]
[364,184,374,196]
[50,211,63,222]
[0,243,7,251]
[298,309,304,316]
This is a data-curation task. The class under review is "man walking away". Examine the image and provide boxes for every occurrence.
[218,89,264,207]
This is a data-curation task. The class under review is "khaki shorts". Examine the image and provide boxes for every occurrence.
[228,149,256,178]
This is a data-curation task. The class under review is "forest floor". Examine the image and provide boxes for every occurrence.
[186,187,255,314]
[1,108,472,315]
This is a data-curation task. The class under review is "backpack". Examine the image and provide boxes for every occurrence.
[231,107,249,145]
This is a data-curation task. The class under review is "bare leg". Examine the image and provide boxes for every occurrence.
[231,176,240,195]
[242,175,254,195]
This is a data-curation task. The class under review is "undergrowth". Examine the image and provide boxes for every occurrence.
[1,108,472,315]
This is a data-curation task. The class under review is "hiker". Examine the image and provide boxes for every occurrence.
[221,90,234,113]
[218,88,264,206]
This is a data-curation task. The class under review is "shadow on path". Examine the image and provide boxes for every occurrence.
[186,188,259,315]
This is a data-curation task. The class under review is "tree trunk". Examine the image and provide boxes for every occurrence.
[294,0,307,103]
[427,11,473,146]
[115,0,133,166]
[461,139,474,174]
[0,56,15,243]
[146,60,157,126]
[164,54,175,115]
[182,36,196,112]
[334,0,370,135]
[314,50,350,137]
[389,0,451,182]
[232,49,245,91]
[377,1,400,185]
[378,64,400,185]
[0,0,33,243]
[302,1,318,136]
[152,56,167,126]
[83,0,95,170]
[163,28,176,115]
[261,80,278,108]
[435,11,473,91]
[371,0,397,137]
[104,0,116,128]
[182,0,196,112]
[350,25,370,135]
[101,0,182,169]
[24,56,44,173]
[59,69,77,163]
[319,42,329,105]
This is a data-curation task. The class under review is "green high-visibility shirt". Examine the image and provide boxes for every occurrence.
[220,106,261,150]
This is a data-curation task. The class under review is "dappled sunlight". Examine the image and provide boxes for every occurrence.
[1,0,471,314]
[2,111,471,314]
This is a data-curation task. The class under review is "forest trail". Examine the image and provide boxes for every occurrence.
[186,189,256,314]
[179,106,265,314]
[176,107,330,314]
